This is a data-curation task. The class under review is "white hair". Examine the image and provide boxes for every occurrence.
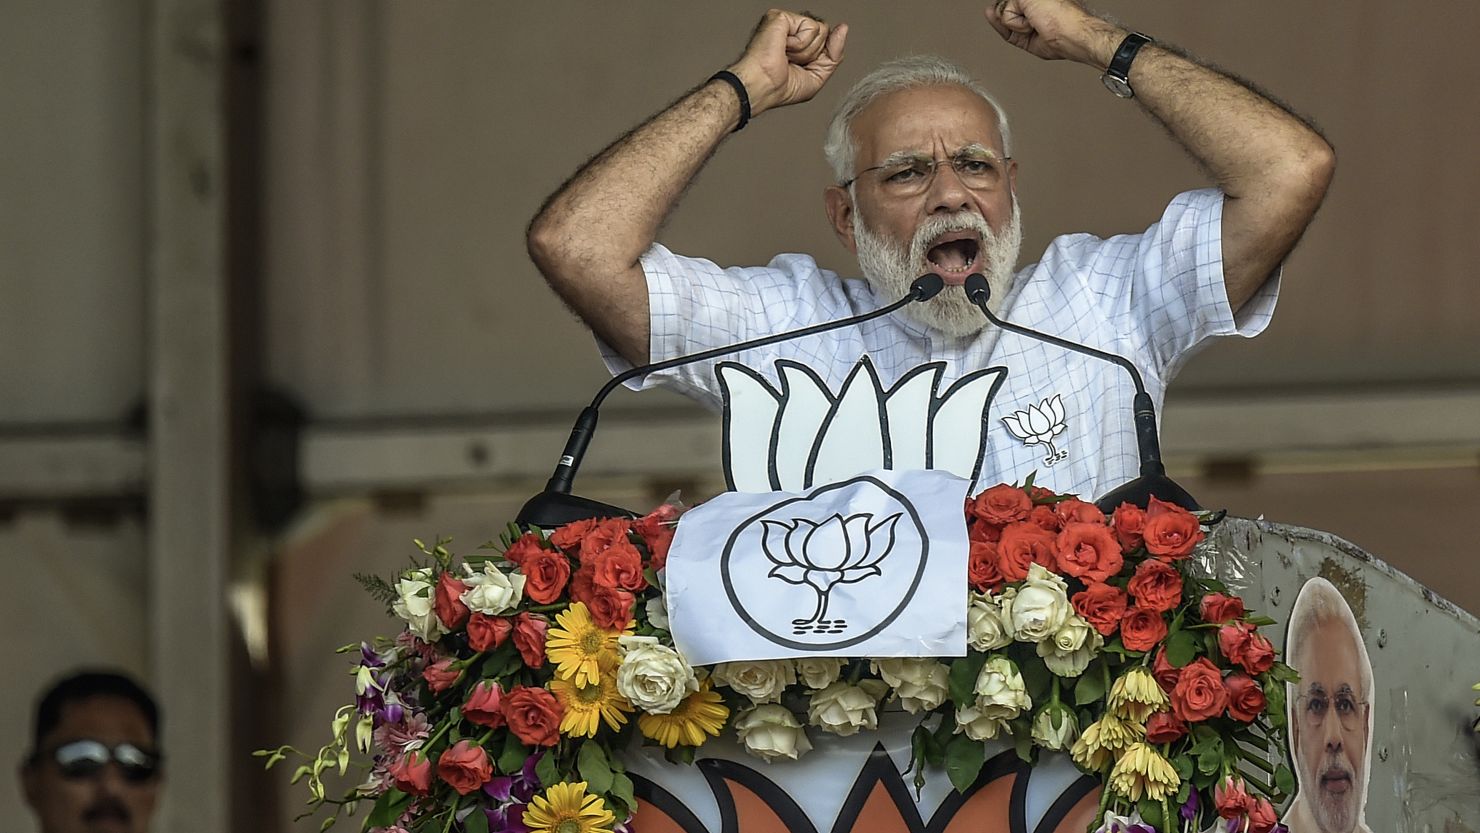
[823,55,1013,184]
[1285,577,1374,700]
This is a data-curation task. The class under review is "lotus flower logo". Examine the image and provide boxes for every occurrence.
[761,512,901,634]
[718,357,1007,493]
[1001,394,1069,466]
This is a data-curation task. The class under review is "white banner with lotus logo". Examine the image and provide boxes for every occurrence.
[665,468,971,666]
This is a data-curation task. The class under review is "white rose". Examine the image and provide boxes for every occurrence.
[807,681,882,736]
[1010,563,1071,643]
[1031,704,1079,751]
[1037,618,1103,678]
[616,636,697,714]
[459,562,526,615]
[645,593,669,631]
[968,588,1016,651]
[972,655,1032,720]
[872,658,950,714]
[391,570,444,642]
[954,705,1009,741]
[711,660,796,705]
[794,658,845,690]
[734,704,813,762]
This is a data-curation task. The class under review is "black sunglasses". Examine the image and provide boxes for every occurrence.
[51,739,161,782]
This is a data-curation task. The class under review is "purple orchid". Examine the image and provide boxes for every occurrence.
[1180,790,1200,822]
[483,803,530,833]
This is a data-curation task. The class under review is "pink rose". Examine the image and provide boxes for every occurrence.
[434,572,470,630]
[1224,672,1266,723]
[511,612,548,669]
[388,752,432,796]
[422,659,460,693]
[461,681,506,729]
[466,612,512,653]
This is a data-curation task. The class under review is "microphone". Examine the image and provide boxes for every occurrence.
[962,273,1200,514]
[515,274,947,528]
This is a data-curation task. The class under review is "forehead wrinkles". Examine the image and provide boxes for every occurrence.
[875,142,1001,166]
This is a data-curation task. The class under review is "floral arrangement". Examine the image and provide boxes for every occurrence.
[263,480,1297,833]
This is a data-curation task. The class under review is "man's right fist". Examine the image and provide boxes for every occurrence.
[730,9,848,116]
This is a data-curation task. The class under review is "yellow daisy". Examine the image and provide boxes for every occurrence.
[523,780,616,833]
[550,674,632,738]
[1069,712,1145,771]
[638,683,730,748]
[1108,742,1180,801]
[545,602,632,687]
[1107,667,1169,722]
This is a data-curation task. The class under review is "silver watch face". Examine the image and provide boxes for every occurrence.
[1101,72,1134,99]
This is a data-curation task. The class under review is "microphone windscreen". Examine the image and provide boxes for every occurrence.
[963,273,991,304]
[910,273,945,300]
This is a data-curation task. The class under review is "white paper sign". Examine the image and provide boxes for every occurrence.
[665,469,970,666]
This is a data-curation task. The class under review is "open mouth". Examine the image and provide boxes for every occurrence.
[925,231,981,284]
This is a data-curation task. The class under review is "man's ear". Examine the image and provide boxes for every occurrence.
[19,760,40,810]
[823,186,858,254]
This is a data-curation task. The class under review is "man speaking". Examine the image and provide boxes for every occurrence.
[527,1,1334,499]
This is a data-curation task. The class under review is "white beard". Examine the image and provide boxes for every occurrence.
[853,201,1023,337]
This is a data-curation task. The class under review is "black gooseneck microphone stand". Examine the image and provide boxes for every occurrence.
[515,274,948,528]
[962,273,1200,513]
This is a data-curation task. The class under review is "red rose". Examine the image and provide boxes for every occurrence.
[1127,559,1183,613]
[1214,775,1253,819]
[1142,496,1205,560]
[1239,631,1276,675]
[547,519,597,552]
[1152,646,1181,692]
[591,538,648,592]
[1054,498,1105,525]
[506,545,572,605]
[569,565,635,630]
[1120,605,1169,652]
[968,518,1003,544]
[633,505,679,572]
[969,484,1032,525]
[1145,711,1188,743]
[437,739,493,796]
[466,612,512,653]
[388,752,432,796]
[502,686,562,747]
[1199,592,1245,624]
[434,572,470,630]
[1218,621,1273,673]
[1025,485,1057,502]
[1171,657,1229,723]
[504,531,550,564]
[422,659,460,693]
[997,521,1058,581]
[1072,582,1128,636]
[1054,522,1123,583]
[1111,502,1146,552]
[578,518,635,564]
[1224,672,1266,722]
[461,681,506,728]
[968,540,1004,592]
[1028,504,1062,532]
[511,612,549,668]
[1248,798,1279,833]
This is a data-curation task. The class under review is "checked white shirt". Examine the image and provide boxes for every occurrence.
[600,189,1279,501]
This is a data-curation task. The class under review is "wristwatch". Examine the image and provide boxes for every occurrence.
[1101,32,1152,99]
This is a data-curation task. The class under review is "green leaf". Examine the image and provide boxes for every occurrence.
[1246,615,1276,626]
[1275,764,1296,795]
[1019,656,1050,702]
[1165,629,1199,668]
[944,732,986,794]
[497,733,530,775]
[578,742,616,794]
[366,789,412,828]
[1073,670,1106,706]
[608,771,636,817]
[535,750,560,787]
[1137,798,1164,829]
[1172,754,1194,781]
[464,810,490,833]
[949,654,989,707]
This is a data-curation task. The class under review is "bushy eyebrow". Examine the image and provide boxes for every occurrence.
[874,143,1004,167]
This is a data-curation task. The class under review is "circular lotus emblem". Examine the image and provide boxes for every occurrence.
[720,476,929,651]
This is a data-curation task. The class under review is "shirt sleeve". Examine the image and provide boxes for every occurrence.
[596,243,846,408]
[1043,188,1280,383]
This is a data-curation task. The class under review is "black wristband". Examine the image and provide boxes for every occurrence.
[708,70,750,132]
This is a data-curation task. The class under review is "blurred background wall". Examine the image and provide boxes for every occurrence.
[1,1,1476,830]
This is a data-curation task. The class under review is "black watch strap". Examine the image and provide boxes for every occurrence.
[1102,32,1152,98]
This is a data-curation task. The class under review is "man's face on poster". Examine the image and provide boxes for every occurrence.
[1292,617,1370,833]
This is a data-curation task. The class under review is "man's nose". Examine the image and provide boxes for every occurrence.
[925,162,972,214]
[1321,717,1344,752]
